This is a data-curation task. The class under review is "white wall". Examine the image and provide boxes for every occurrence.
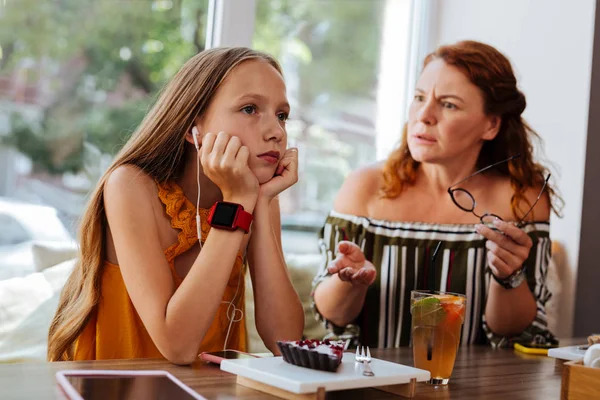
[429,0,596,338]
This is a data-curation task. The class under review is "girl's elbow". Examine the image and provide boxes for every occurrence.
[163,347,198,366]
[157,338,201,366]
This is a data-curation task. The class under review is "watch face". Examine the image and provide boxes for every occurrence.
[509,269,526,288]
[212,202,238,227]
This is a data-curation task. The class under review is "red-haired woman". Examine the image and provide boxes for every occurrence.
[312,41,562,348]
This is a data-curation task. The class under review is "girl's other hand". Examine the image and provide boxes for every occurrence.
[258,147,298,201]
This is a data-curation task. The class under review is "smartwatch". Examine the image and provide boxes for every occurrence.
[207,201,253,233]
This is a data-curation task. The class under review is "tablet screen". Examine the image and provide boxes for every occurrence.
[64,374,199,400]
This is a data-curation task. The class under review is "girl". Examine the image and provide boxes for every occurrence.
[48,47,304,364]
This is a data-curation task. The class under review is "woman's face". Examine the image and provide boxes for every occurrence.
[195,59,290,184]
[407,59,500,164]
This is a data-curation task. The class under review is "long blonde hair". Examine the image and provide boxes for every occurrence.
[47,47,282,361]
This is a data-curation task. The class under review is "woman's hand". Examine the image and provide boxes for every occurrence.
[200,131,259,205]
[327,241,377,286]
[258,147,298,201]
[476,219,533,279]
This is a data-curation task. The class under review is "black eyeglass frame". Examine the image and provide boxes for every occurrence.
[447,154,551,228]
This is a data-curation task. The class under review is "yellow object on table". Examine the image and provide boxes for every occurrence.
[514,343,549,355]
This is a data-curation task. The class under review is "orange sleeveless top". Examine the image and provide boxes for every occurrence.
[73,181,247,360]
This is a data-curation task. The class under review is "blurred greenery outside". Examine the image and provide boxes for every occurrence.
[0,0,384,222]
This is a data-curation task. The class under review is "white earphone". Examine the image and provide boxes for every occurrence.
[191,126,243,350]
[192,127,202,248]
[221,268,244,351]
[192,126,200,150]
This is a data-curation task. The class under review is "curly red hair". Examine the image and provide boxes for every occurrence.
[381,40,562,219]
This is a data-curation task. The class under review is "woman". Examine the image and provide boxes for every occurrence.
[48,47,304,364]
[312,41,561,348]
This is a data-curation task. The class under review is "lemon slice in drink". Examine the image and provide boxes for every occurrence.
[434,294,456,302]
[411,297,446,325]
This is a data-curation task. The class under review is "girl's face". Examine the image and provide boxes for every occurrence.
[194,59,290,184]
[407,59,500,164]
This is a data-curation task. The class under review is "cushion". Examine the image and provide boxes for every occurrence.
[0,242,35,281]
[31,241,78,272]
[545,241,564,336]
[245,253,328,353]
[0,259,75,362]
[0,240,77,282]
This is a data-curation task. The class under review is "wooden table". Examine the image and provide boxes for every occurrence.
[1,340,582,400]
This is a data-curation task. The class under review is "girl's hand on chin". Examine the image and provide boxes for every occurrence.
[258,147,298,201]
[200,131,259,205]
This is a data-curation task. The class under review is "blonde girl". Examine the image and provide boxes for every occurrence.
[48,47,304,364]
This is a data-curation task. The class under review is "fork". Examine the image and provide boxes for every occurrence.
[355,346,375,376]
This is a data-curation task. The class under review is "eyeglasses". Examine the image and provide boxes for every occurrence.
[447,154,551,227]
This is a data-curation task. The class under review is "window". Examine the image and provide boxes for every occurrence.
[252,0,416,235]
[0,0,422,253]
[0,0,209,236]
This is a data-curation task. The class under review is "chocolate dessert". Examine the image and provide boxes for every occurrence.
[277,339,346,372]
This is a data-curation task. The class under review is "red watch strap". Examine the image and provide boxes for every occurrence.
[234,208,253,233]
[207,201,253,233]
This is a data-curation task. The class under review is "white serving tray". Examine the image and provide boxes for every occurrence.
[548,345,588,361]
[220,352,430,394]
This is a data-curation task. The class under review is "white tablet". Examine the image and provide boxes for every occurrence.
[56,370,206,400]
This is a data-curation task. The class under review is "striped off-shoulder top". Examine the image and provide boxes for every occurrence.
[311,211,557,348]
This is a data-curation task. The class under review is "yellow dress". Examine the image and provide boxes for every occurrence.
[73,181,247,360]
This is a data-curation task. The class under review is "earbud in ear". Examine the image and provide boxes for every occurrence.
[192,126,200,150]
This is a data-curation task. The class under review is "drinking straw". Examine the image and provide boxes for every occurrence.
[427,332,434,361]
[426,241,442,361]
[428,241,443,293]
